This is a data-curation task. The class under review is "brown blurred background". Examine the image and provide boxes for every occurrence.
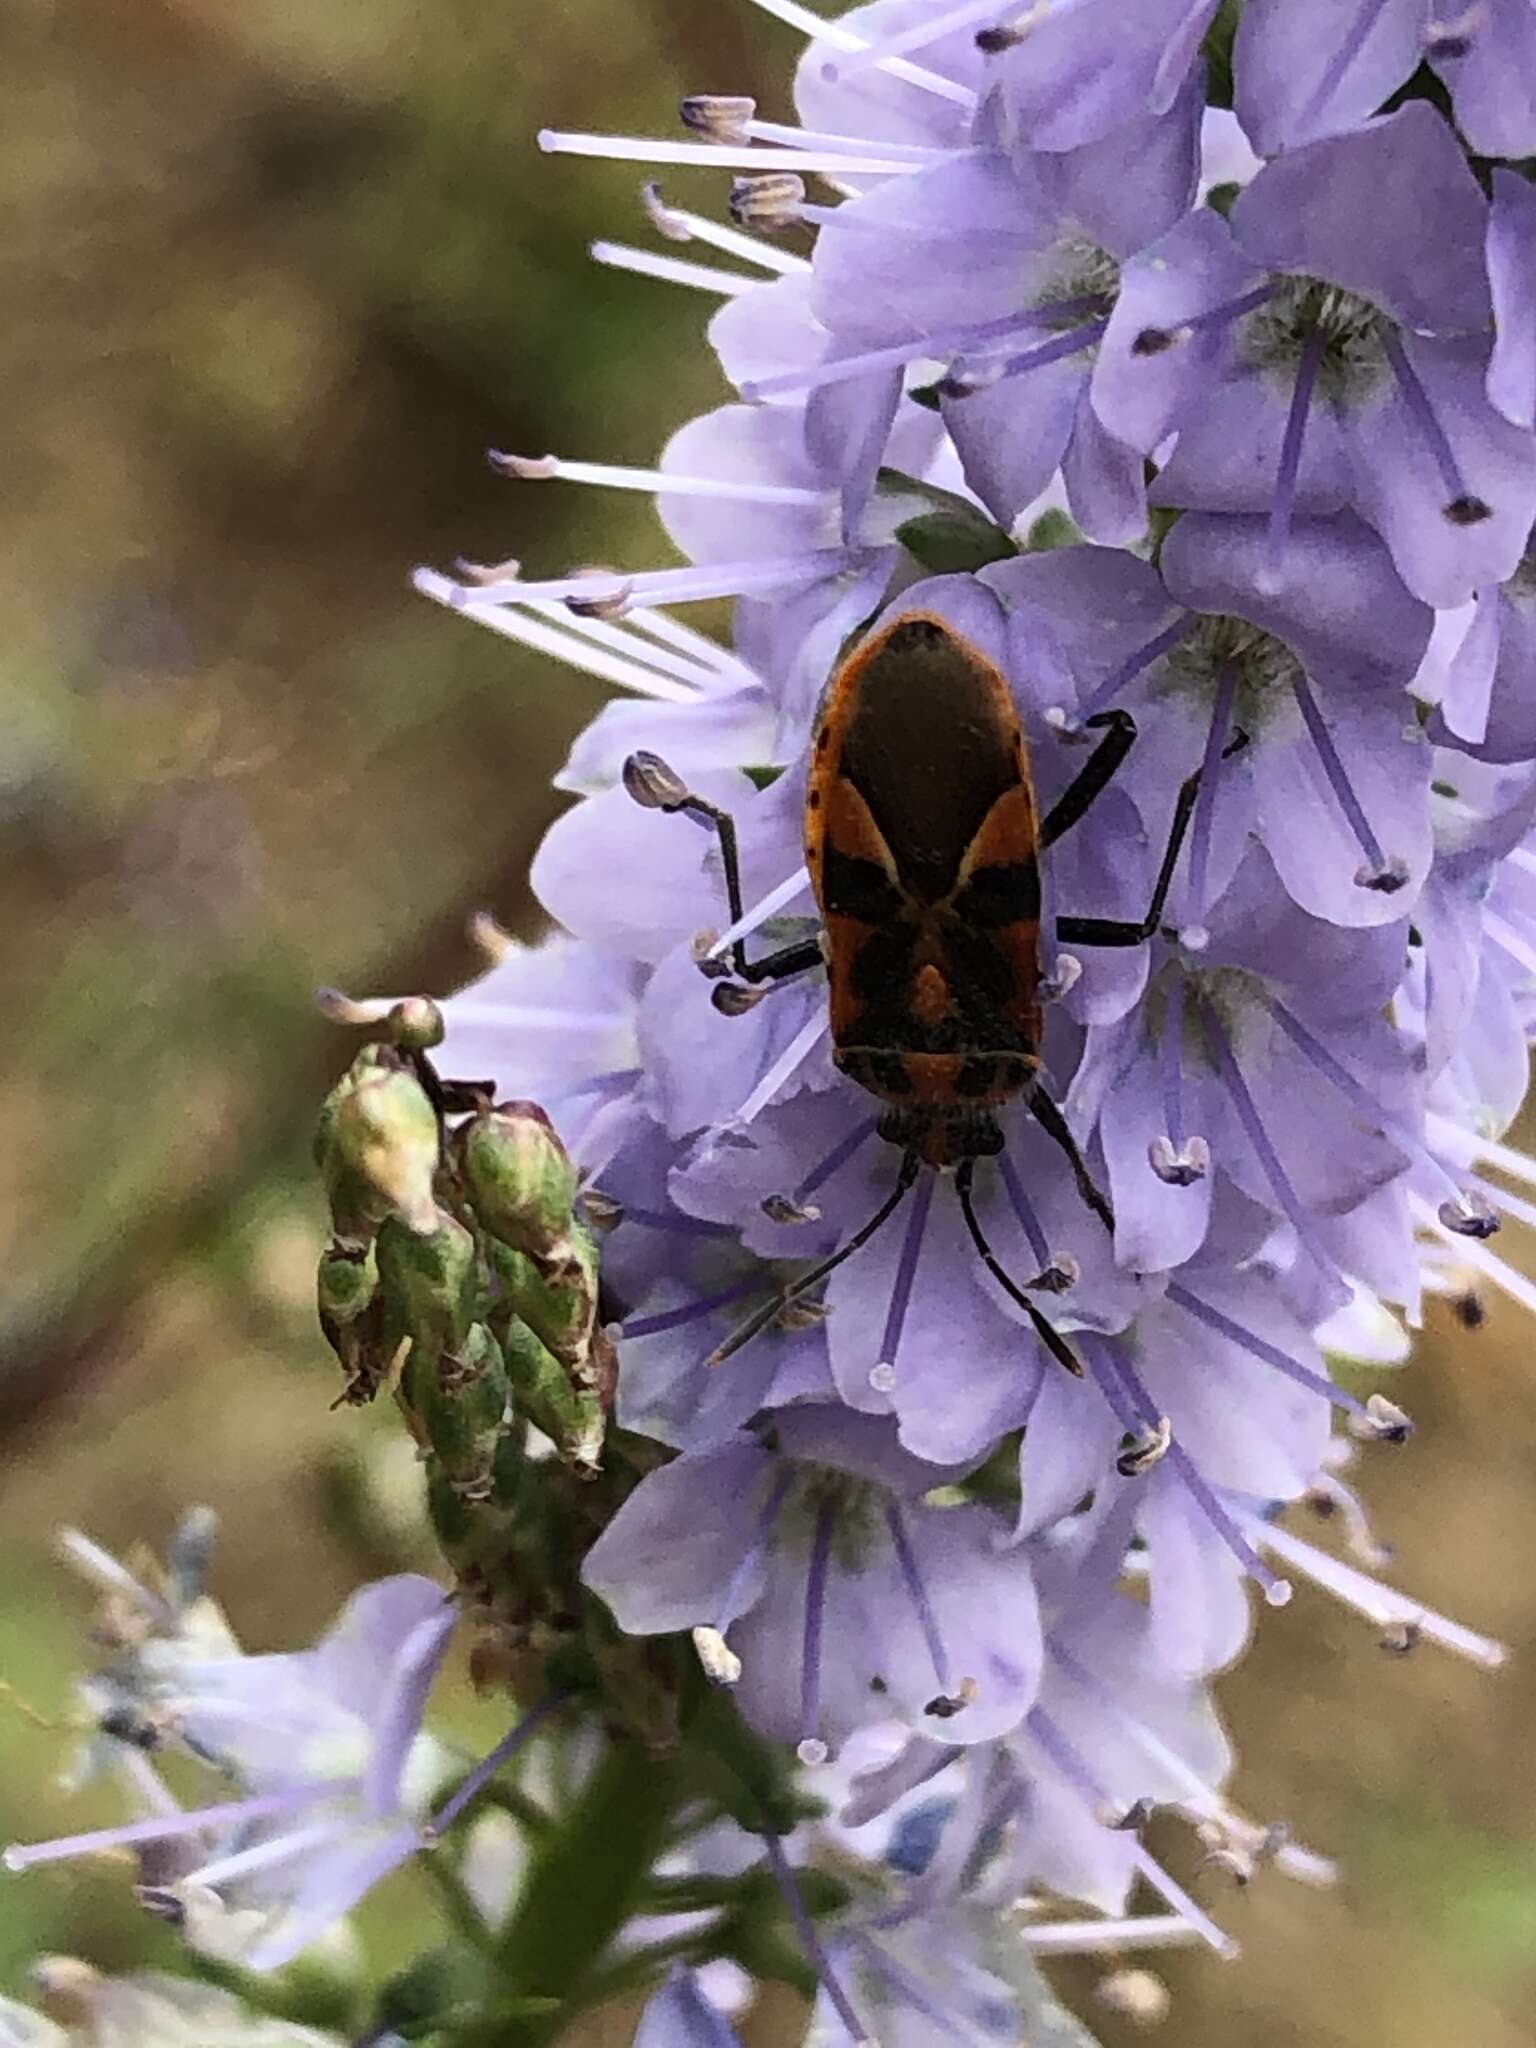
[0,2,1532,2041]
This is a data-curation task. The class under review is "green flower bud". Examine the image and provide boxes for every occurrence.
[455,1103,581,1278]
[400,1320,509,1505]
[318,1046,441,1238]
[486,1230,599,1373]
[387,995,445,1051]
[375,1211,480,1357]
[317,1240,378,1325]
[500,1315,605,1478]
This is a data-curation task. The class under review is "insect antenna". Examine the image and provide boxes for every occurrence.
[706,1150,922,1368]
[954,1157,1085,1378]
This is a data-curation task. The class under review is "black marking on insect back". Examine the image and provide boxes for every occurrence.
[839,620,1019,904]
[955,1057,1001,1099]
[839,1048,914,1095]
[951,859,1040,929]
[938,920,1021,1011]
[850,926,921,1008]
[821,847,906,925]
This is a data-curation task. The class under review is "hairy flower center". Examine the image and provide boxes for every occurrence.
[784,1466,884,1569]
[1239,277,1388,404]
[1157,613,1301,735]
[1039,233,1120,326]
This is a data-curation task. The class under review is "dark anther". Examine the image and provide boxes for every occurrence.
[1444,494,1493,526]
[712,980,768,1015]
[623,750,690,811]
[1131,326,1176,357]
[975,24,1023,52]
[1453,1289,1486,1329]
[1438,1191,1500,1239]
[762,1192,822,1224]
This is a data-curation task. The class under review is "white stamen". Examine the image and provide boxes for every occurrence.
[708,868,815,957]
[623,604,759,683]
[1484,907,1536,984]
[1235,1507,1506,1669]
[796,1735,831,1766]
[538,130,924,176]
[741,118,947,163]
[413,571,697,701]
[821,0,1020,78]
[1412,1190,1536,1321]
[730,1011,830,1126]
[182,1819,350,1890]
[742,0,979,105]
[526,600,722,695]
[641,183,812,273]
[1023,1914,1205,1956]
[589,240,762,296]
[691,1625,743,1686]
[740,312,1037,402]
[57,1531,176,1629]
[1427,1112,1536,1194]
[439,999,624,1034]
[497,452,832,508]
[430,551,866,612]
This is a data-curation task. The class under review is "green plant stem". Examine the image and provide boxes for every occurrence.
[444,1731,682,2048]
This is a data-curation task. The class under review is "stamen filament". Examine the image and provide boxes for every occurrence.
[799,1499,837,1759]
[497,453,832,508]
[1166,1283,1378,1429]
[1077,617,1191,720]
[1200,999,1350,1306]
[944,318,1109,396]
[4,1784,342,1873]
[708,868,814,956]
[1289,671,1389,870]
[538,130,924,176]
[715,1469,797,1632]
[1295,0,1396,133]
[999,1153,1051,1268]
[1263,995,1462,1204]
[426,548,874,612]
[57,1530,176,1628]
[1162,990,1188,1145]
[1024,1914,1205,1955]
[741,311,1059,402]
[1484,907,1536,983]
[415,571,695,697]
[641,184,812,273]
[762,1831,878,2046]
[743,0,978,107]
[729,1011,830,1126]
[183,1821,350,1891]
[526,600,723,694]
[1184,658,1237,934]
[1261,324,1326,591]
[620,1206,736,1240]
[821,0,1014,78]
[742,118,946,164]
[1427,1113,1536,1194]
[425,1693,566,1842]
[588,241,762,295]
[886,1502,953,1691]
[1025,1708,1239,1959]
[1089,1338,1292,1606]
[874,1173,936,1386]
[622,603,758,681]
[1233,1505,1506,1667]
[622,1274,763,1339]
[796,1119,879,1203]
[1381,327,1490,520]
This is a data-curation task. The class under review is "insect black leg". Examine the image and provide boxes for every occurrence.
[623,750,818,987]
[954,1158,1084,1377]
[1054,733,1249,949]
[1039,709,1137,850]
[705,1150,922,1367]
[1028,1084,1114,1235]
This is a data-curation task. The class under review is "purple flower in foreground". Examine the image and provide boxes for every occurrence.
[584,1406,1043,1757]
[7,1577,457,1971]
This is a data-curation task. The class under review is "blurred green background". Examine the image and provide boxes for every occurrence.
[0,2,1532,2042]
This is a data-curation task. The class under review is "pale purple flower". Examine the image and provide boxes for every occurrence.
[1234,0,1536,159]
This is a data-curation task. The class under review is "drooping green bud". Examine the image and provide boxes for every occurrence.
[486,1230,599,1372]
[375,1211,480,1358]
[500,1315,605,1478]
[317,1240,378,1325]
[400,1320,509,1505]
[318,1046,441,1239]
[455,1102,581,1279]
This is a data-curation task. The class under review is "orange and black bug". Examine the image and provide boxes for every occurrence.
[624,610,1212,1375]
